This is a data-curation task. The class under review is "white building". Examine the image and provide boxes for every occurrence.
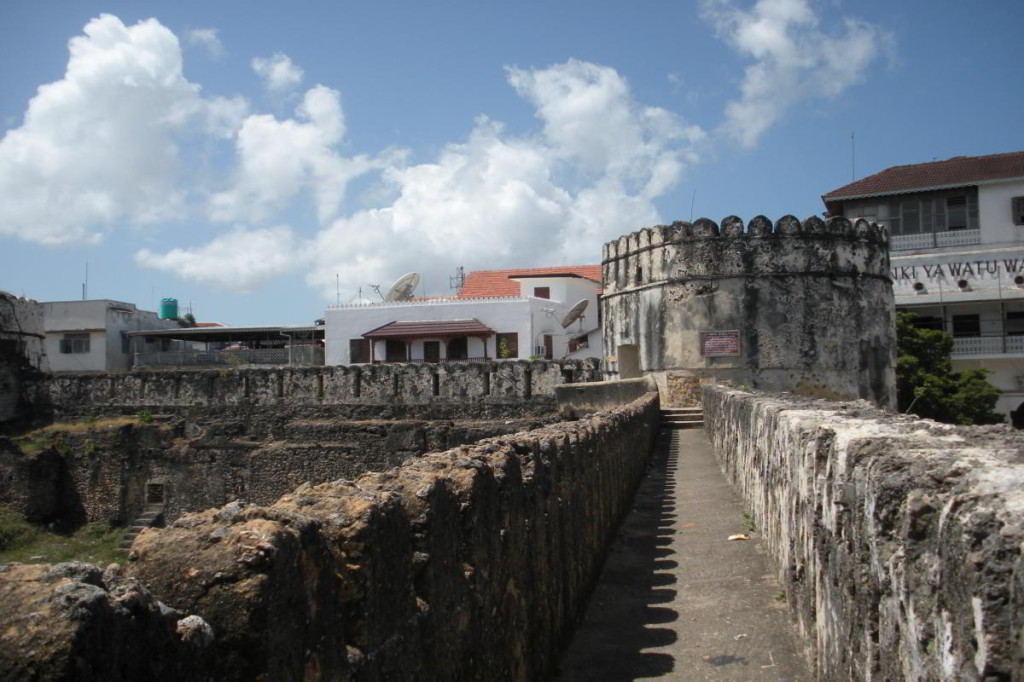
[325,266,602,365]
[823,150,1024,423]
[43,299,181,372]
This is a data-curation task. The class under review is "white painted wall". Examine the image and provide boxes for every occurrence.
[978,178,1024,245]
[44,300,178,371]
[325,274,604,364]
[325,297,535,364]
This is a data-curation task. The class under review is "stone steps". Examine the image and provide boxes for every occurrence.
[660,406,704,429]
[119,503,165,551]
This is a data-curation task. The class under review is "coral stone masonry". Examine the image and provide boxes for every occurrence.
[602,215,896,407]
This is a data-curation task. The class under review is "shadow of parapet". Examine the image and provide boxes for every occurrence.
[556,429,679,680]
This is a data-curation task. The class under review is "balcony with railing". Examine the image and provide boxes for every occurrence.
[891,228,981,252]
[951,334,1024,358]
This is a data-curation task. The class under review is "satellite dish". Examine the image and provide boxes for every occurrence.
[385,272,421,301]
[561,299,589,328]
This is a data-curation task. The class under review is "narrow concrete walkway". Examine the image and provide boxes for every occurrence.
[557,428,809,681]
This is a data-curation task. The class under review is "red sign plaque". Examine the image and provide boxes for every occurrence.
[700,330,740,357]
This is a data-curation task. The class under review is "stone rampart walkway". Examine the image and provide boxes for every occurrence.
[558,428,809,680]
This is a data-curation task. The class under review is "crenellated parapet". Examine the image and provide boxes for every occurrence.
[602,215,890,295]
[601,215,896,408]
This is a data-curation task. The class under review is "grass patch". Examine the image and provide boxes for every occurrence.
[0,507,126,566]
[9,416,146,455]
[742,511,757,533]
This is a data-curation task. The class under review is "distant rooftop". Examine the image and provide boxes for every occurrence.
[456,266,601,299]
[823,151,1024,206]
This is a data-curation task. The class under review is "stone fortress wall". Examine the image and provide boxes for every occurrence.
[704,384,1024,681]
[2,360,600,529]
[34,359,601,418]
[0,293,47,426]
[601,215,896,408]
[1,391,661,682]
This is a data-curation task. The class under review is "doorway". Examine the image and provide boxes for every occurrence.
[617,344,641,379]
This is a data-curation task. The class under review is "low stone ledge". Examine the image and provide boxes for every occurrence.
[702,384,1024,681]
[554,376,655,417]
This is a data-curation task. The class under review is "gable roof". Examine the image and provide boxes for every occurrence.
[362,319,495,339]
[456,265,602,299]
[823,151,1024,205]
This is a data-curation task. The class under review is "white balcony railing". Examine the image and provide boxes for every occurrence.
[951,335,1024,357]
[891,228,981,252]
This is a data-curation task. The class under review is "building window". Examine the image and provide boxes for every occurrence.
[1007,312,1024,336]
[446,337,468,360]
[121,332,130,354]
[385,339,407,362]
[59,333,90,354]
[349,338,370,363]
[946,196,967,230]
[909,316,943,332]
[496,332,518,358]
[533,287,550,299]
[952,314,980,338]
[881,188,978,236]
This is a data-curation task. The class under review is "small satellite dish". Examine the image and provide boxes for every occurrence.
[385,272,421,301]
[561,299,589,328]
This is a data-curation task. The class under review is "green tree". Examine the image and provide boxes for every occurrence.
[896,312,1002,425]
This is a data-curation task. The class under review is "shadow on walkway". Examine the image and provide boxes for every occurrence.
[557,428,680,679]
[557,428,809,681]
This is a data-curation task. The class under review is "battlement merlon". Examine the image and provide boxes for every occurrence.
[602,215,891,295]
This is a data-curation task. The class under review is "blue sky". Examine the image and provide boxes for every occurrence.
[1,0,1022,326]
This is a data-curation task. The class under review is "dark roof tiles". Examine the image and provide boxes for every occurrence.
[363,319,496,339]
[823,151,1024,202]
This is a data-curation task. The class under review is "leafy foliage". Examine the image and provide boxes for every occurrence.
[896,312,1002,425]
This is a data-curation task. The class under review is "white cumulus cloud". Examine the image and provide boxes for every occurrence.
[0,14,244,245]
[135,225,309,292]
[701,0,888,147]
[251,52,304,92]
[304,61,706,302]
[209,85,392,225]
[186,28,223,57]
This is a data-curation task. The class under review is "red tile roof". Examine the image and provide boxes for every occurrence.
[362,319,496,339]
[823,151,1024,204]
[455,265,601,299]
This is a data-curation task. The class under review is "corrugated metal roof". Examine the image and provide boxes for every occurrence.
[362,319,496,339]
[125,325,323,341]
[822,151,1024,204]
[456,265,601,299]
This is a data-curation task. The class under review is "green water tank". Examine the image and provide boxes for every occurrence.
[159,298,178,319]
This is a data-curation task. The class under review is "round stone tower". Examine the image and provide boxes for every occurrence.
[601,215,896,408]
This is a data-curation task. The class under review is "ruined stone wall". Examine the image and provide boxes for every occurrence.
[0,293,48,427]
[33,359,601,419]
[1,392,661,681]
[703,384,1024,681]
[2,413,556,526]
[602,216,896,408]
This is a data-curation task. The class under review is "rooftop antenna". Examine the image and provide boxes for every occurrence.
[851,131,856,181]
[449,266,465,294]
[689,189,696,222]
[367,283,384,301]
[385,272,420,301]
[336,274,340,306]
[82,262,88,300]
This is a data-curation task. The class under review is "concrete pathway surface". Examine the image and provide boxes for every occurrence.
[557,428,810,681]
